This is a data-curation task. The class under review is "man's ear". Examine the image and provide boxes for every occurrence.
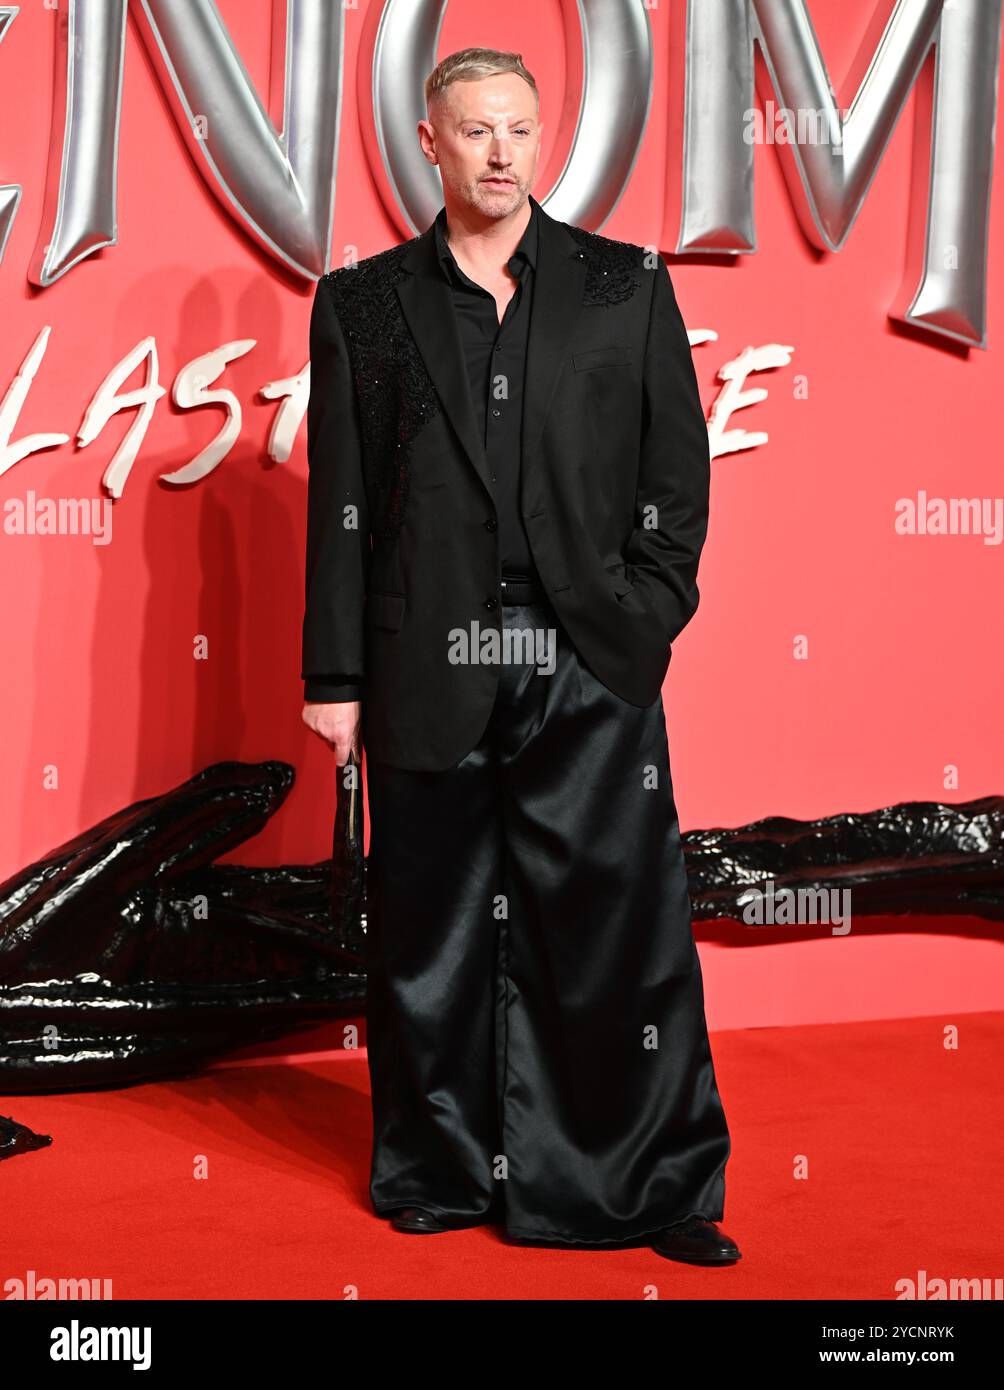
[416,119,439,166]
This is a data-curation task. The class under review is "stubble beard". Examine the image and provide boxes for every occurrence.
[447,169,529,221]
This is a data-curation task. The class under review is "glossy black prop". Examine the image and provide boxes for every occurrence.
[1,1113,52,1159]
[0,761,366,1097]
[686,795,1004,924]
[1,765,1000,1108]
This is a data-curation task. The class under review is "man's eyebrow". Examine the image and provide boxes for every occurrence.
[458,115,537,126]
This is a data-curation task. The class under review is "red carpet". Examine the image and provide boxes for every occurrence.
[4,1012,1001,1300]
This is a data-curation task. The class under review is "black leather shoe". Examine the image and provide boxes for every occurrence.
[651,1216,741,1265]
[389,1206,450,1234]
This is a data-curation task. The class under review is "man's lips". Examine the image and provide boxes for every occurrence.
[481,177,515,187]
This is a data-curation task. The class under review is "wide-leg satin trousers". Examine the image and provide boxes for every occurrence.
[363,596,731,1246]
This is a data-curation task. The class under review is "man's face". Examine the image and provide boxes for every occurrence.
[421,73,542,220]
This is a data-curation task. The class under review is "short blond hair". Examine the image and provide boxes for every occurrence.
[425,48,539,116]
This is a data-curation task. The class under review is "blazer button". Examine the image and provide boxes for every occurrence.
[484,518,497,531]
[484,596,499,611]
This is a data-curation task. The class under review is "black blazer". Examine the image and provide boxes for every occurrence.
[302,193,711,772]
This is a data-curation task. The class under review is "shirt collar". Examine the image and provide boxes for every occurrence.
[434,195,538,284]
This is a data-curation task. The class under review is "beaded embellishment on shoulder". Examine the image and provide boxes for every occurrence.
[321,246,440,540]
[566,224,642,307]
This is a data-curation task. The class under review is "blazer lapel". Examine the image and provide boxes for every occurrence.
[521,198,588,471]
[395,230,490,495]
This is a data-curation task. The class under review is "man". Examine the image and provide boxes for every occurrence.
[301,47,739,1265]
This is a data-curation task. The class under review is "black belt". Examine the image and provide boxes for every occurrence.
[500,573,545,605]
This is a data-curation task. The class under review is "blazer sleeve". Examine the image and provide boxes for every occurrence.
[624,254,711,645]
[300,274,370,703]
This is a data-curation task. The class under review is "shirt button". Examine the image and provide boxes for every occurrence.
[484,596,499,611]
[492,408,501,417]
[484,518,497,531]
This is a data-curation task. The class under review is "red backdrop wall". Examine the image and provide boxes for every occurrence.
[2,0,1002,1030]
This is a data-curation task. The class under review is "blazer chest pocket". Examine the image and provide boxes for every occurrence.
[572,345,633,372]
[366,590,405,631]
[606,561,635,598]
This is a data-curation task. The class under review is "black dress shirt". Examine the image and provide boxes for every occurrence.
[433,200,539,579]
